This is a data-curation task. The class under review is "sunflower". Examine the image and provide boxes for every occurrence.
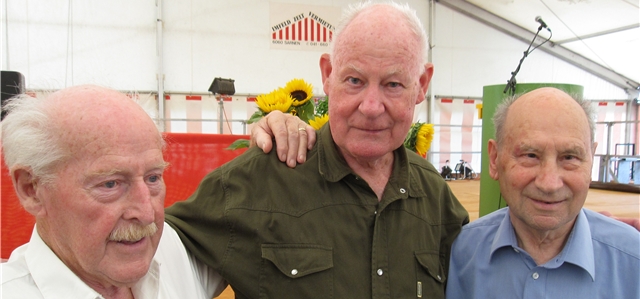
[255,89,294,114]
[403,122,434,158]
[415,123,435,157]
[309,114,329,130]
[283,78,313,107]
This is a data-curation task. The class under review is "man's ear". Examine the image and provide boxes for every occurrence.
[416,63,434,105]
[487,139,500,180]
[12,168,45,217]
[319,53,332,95]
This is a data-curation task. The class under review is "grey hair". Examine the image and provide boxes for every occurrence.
[2,93,66,184]
[493,92,597,146]
[329,1,429,67]
[2,88,166,185]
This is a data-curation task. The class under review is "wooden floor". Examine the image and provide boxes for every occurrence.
[216,179,639,298]
[446,179,639,222]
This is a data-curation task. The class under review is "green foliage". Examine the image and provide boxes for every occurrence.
[226,139,250,150]
[315,96,329,117]
[403,122,421,152]
[295,101,316,123]
[247,110,266,124]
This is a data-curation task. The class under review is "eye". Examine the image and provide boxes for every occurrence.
[103,180,118,189]
[525,153,537,159]
[147,174,161,183]
[347,77,361,85]
[387,82,402,88]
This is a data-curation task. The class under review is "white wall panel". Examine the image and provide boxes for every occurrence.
[4,0,156,90]
[431,4,629,100]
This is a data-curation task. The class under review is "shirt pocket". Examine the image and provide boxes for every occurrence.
[414,250,446,298]
[260,244,334,298]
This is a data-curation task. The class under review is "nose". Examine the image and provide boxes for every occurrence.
[358,86,385,117]
[123,179,156,225]
[535,161,564,193]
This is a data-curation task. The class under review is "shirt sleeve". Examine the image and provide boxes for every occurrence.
[164,165,235,273]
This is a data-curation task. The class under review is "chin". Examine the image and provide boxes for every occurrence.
[349,143,393,158]
[109,261,153,286]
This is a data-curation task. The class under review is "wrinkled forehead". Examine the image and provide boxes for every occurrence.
[49,88,163,155]
[332,7,422,72]
[507,92,592,145]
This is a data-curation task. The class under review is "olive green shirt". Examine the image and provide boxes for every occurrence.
[165,125,469,299]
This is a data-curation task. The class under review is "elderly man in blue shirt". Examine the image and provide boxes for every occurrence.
[446,87,640,298]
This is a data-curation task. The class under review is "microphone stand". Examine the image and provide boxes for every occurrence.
[503,25,550,95]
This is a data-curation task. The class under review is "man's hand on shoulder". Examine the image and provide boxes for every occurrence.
[600,211,640,231]
[250,110,316,168]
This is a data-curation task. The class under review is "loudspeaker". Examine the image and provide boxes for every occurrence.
[1,71,25,120]
[208,77,235,95]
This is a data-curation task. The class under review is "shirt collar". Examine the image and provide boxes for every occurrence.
[558,209,595,280]
[489,208,518,256]
[317,124,353,183]
[26,225,162,299]
[489,208,595,280]
[315,123,418,201]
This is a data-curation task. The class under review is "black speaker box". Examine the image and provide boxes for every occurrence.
[1,71,25,120]
[208,77,235,95]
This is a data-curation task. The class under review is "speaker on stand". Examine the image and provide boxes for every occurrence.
[208,77,236,133]
[1,71,26,120]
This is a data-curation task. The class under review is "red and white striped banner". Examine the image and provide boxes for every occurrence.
[430,98,483,172]
[163,95,256,134]
[594,101,629,155]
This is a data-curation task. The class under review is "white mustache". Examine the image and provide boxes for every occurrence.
[109,223,158,242]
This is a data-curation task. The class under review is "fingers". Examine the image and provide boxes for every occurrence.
[618,217,640,232]
[281,118,309,168]
[272,113,298,164]
[250,112,277,154]
[298,125,316,163]
[249,110,316,168]
[599,211,640,231]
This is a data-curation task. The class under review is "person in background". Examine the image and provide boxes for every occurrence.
[165,2,468,298]
[440,160,453,179]
[446,87,640,298]
[0,85,225,299]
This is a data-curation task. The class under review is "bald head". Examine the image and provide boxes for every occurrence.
[493,87,596,148]
[50,85,163,163]
[330,2,428,76]
[2,85,163,183]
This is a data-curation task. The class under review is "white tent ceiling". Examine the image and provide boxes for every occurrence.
[437,0,639,95]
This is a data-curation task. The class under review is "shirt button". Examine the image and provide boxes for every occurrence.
[532,272,539,280]
[436,275,442,281]
[377,269,383,276]
[291,269,298,276]
[374,211,377,215]
[399,188,406,194]
[513,248,519,253]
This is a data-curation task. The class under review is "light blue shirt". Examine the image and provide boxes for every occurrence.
[446,208,640,299]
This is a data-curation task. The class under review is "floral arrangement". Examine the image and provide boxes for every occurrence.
[403,122,435,158]
[228,78,434,158]
[227,79,328,149]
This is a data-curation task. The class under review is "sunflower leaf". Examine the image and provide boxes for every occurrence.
[294,101,316,123]
[226,139,250,150]
[247,111,265,124]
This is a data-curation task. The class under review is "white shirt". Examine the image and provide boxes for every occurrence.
[1,222,226,299]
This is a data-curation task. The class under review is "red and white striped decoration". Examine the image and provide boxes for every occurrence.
[163,95,256,135]
[430,98,483,172]
[272,18,332,43]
